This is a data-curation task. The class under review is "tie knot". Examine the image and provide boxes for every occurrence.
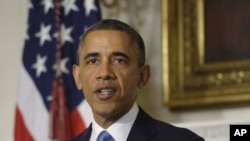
[97,130,114,141]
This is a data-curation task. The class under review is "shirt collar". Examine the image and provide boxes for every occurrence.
[90,103,139,141]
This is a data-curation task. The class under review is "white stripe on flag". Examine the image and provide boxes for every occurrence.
[77,99,93,127]
[17,64,52,141]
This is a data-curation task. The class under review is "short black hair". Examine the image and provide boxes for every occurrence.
[77,19,146,66]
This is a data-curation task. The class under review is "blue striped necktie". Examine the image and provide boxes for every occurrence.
[97,131,115,141]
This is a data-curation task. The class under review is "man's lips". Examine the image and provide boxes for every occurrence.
[94,87,117,100]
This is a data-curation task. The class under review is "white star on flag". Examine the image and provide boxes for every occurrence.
[84,0,98,16]
[41,0,54,14]
[79,26,89,40]
[35,23,52,46]
[53,57,70,74]
[61,24,74,45]
[60,57,70,74]
[62,0,79,16]
[25,25,29,40]
[28,2,33,9]
[83,25,89,33]
[32,54,48,77]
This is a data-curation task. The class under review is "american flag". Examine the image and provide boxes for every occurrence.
[14,0,101,140]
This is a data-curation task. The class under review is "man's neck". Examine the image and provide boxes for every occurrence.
[93,103,135,129]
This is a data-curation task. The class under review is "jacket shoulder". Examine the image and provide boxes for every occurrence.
[130,108,204,141]
[153,119,204,141]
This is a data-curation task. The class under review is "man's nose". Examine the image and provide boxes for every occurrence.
[96,62,115,80]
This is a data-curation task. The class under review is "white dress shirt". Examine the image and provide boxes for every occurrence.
[89,103,139,141]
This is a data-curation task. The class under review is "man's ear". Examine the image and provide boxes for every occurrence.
[138,65,151,89]
[72,64,83,90]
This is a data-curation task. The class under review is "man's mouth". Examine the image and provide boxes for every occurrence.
[99,88,115,94]
[95,87,116,99]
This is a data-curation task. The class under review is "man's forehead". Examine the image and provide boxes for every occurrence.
[84,30,131,42]
[81,34,134,53]
[79,29,138,59]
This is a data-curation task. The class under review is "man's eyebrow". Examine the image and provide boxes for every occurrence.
[83,52,99,60]
[112,52,130,60]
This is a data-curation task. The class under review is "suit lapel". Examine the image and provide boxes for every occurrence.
[71,123,92,141]
[82,124,92,140]
[127,108,157,140]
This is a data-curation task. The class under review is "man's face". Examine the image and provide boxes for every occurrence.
[73,30,149,121]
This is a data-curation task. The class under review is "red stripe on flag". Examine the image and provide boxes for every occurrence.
[70,109,86,137]
[14,107,34,141]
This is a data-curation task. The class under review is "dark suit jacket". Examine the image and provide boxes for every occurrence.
[71,108,204,141]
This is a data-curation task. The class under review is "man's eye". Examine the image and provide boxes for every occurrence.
[87,59,97,64]
[114,58,126,64]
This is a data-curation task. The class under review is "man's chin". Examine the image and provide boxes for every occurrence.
[93,103,117,117]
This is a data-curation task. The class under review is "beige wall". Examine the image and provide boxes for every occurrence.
[0,1,249,141]
[0,1,26,141]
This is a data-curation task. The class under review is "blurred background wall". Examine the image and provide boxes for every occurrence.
[0,1,250,141]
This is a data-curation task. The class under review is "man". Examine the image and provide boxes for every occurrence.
[71,19,204,141]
